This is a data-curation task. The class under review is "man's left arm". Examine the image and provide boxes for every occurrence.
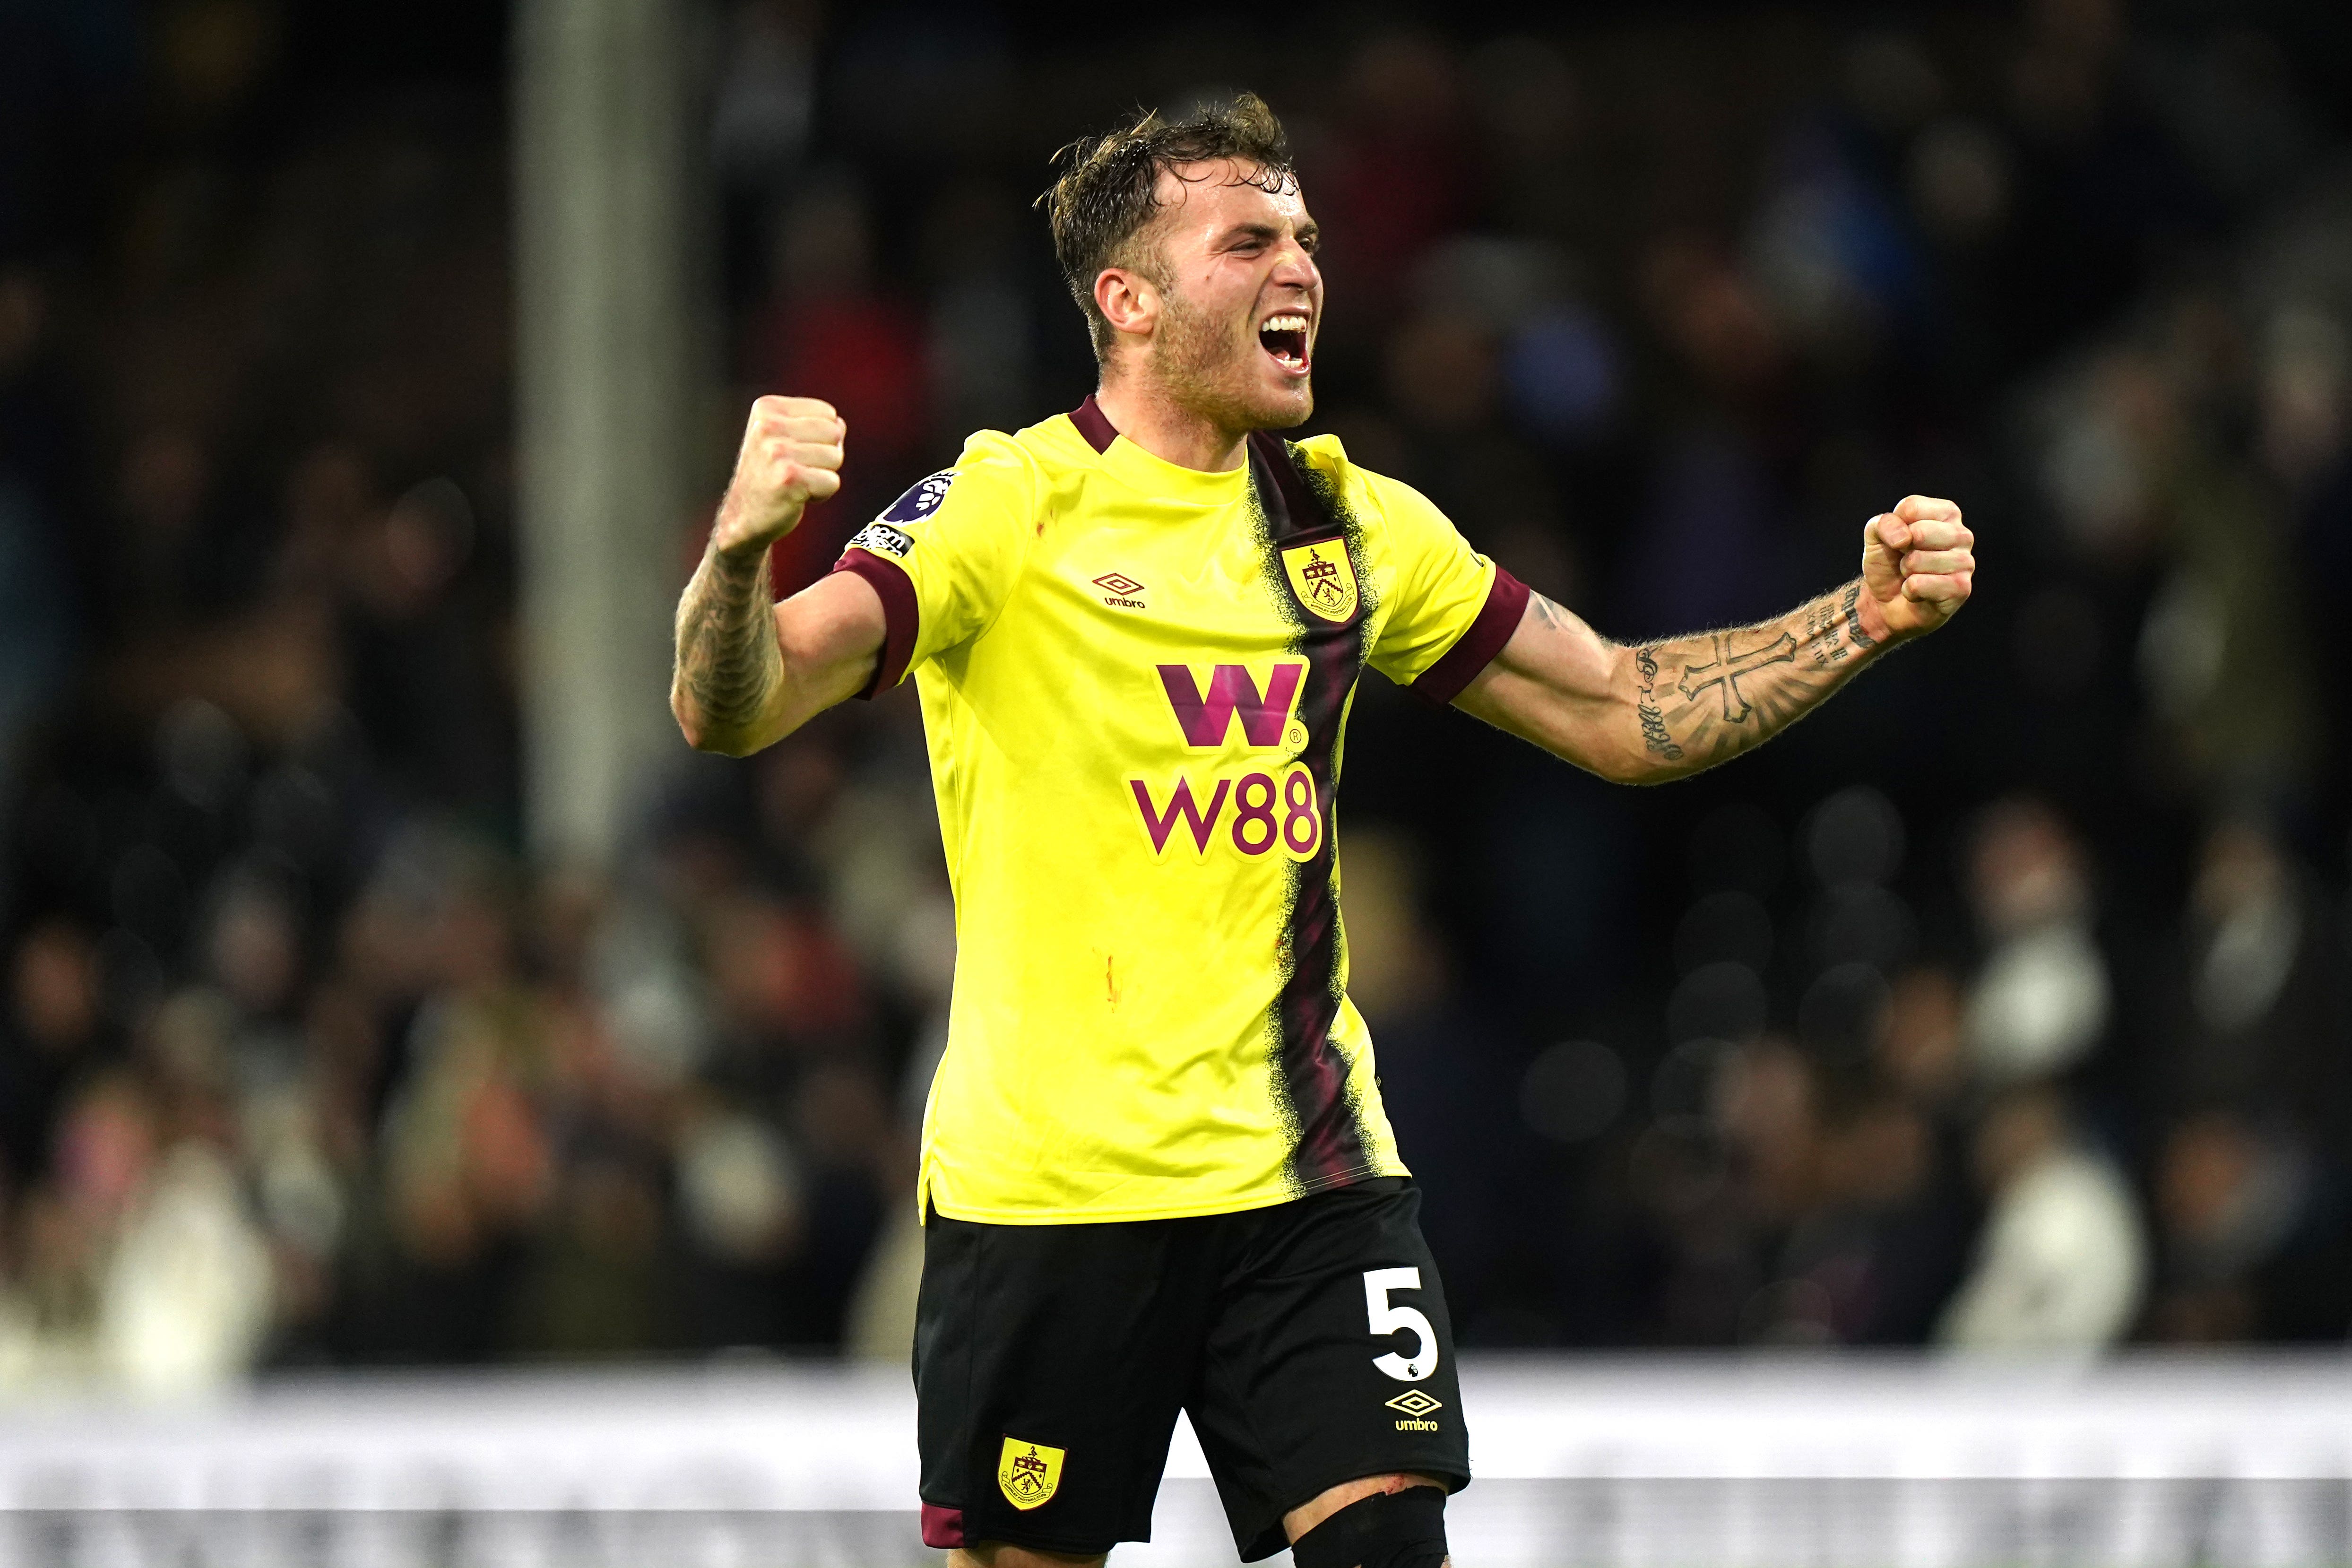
[1454,496,1974,784]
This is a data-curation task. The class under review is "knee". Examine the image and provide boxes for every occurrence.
[1288,1477,1450,1568]
[948,1545,1107,1568]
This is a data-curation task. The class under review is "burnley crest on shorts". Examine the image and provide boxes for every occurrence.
[997,1436,1064,1510]
[1280,540,1358,623]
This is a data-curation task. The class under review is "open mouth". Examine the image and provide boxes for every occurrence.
[1258,312,1310,371]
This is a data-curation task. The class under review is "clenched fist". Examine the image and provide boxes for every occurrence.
[710,395,847,561]
[1859,494,1974,641]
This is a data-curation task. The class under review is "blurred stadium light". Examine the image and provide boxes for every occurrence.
[513,0,700,867]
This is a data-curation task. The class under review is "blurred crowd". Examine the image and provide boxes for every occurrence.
[2,0,2351,1395]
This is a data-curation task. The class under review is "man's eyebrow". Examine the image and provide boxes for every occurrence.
[1219,221,1318,248]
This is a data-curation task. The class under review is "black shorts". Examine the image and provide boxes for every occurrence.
[913,1177,1469,1562]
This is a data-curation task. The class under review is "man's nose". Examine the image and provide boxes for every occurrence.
[1272,242,1320,290]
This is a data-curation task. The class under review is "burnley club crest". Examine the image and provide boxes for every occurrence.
[997,1437,1064,1511]
[1280,541,1358,624]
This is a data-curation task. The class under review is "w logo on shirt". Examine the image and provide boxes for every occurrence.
[1157,663,1305,749]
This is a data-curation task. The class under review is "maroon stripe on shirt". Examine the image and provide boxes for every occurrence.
[1069,394,1118,454]
[830,547,918,699]
[1245,430,1374,1196]
[1408,565,1531,707]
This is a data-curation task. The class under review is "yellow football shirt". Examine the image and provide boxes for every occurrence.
[833,397,1528,1224]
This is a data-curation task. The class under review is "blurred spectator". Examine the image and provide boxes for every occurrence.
[1311,33,1474,315]
[0,1061,274,1397]
[2167,818,2347,1142]
[0,921,112,1188]
[4,1,2352,1386]
[1879,965,1970,1116]
[712,0,818,200]
[921,178,1039,451]
[97,1135,273,1396]
[751,175,932,594]
[1341,829,1531,1339]
[1962,798,2111,1087]
[2144,1110,2352,1343]
[1937,1086,2146,1351]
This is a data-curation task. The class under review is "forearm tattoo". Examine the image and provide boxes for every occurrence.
[1631,580,1885,776]
[673,543,781,740]
[1840,580,1879,651]
[1635,645,1685,761]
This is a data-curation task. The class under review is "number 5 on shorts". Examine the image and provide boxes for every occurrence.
[1363,1267,1438,1381]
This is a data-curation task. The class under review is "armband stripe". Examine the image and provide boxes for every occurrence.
[1407,564,1530,707]
[831,547,918,699]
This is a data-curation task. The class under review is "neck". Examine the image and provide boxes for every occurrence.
[1092,376,1247,473]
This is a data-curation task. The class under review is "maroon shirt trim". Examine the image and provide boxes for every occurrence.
[1408,564,1531,707]
[1069,393,1117,453]
[830,548,917,700]
[920,1504,964,1549]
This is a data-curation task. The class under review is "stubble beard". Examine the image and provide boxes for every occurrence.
[1151,286,1312,434]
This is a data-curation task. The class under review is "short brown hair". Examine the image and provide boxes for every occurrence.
[1037,93,1294,362]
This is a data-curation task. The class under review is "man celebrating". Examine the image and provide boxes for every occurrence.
[673,95,1972,1568]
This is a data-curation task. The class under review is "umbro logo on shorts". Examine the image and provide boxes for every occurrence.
[1385,1388,1443,1431]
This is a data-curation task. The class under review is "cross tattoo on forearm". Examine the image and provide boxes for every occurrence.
[1677,632,1797,722]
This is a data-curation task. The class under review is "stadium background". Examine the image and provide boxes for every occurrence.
[2,0,2352,1560]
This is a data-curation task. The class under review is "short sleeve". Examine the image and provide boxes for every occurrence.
[830,431,1038,698]
[1360,470,1531,705]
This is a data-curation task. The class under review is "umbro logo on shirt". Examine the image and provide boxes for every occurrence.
[1092,572,1146,609]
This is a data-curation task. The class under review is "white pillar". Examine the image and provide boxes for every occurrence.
[513,0,699,867]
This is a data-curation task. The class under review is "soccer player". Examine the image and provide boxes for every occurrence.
[672,95,1972,1568]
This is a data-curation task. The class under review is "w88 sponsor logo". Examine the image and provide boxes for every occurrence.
[1130,765,1323,862]
[1129,658,1323,862]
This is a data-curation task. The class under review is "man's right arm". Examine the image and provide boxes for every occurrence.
[672,396,887,757]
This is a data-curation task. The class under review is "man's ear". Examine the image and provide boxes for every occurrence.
[1095,266,1159,344]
